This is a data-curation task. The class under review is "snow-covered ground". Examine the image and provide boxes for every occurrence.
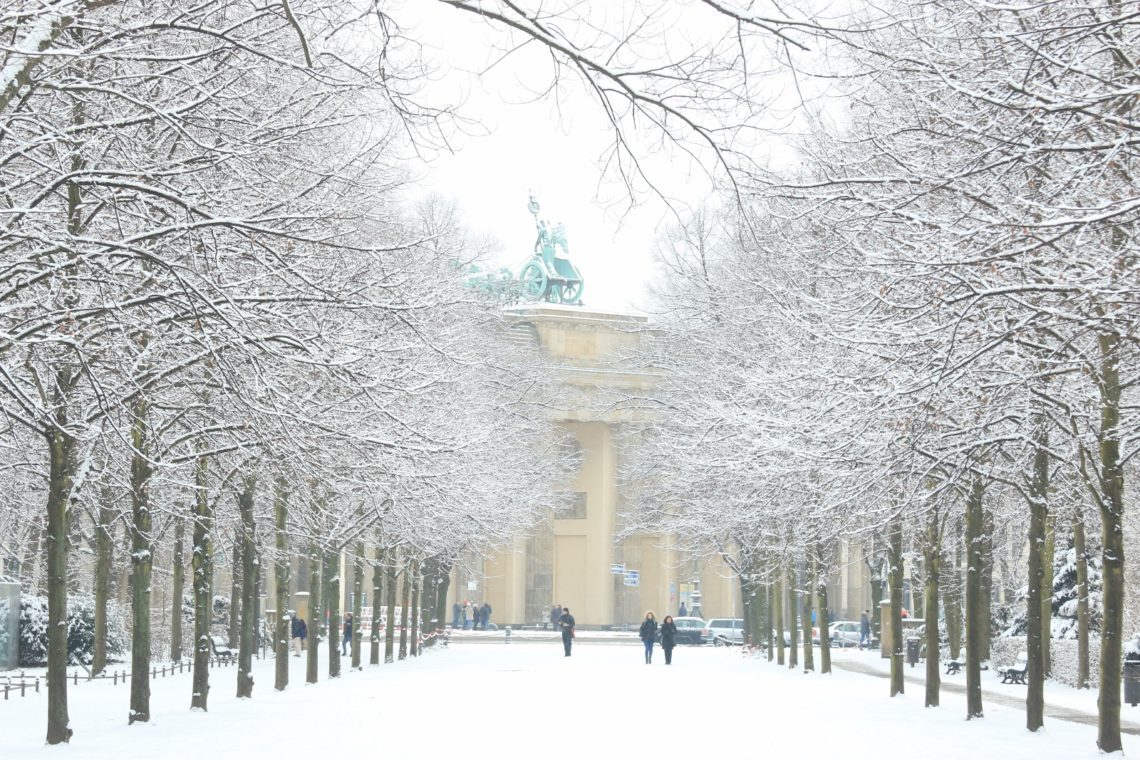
[3,640,1137,758]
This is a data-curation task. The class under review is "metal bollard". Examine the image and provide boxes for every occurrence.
[505,626,512,645]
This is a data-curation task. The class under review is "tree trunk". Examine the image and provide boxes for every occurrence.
[765,579,773,662]
[352,544,364,669]
[410,562,420,657]
[305,542,321,684]
[228,540,241,649]
[128,396,153,726]
[45,423,76,744]
[1026,430,1048,731]
[325,548,341,678]
[1041,512,1056,677]
[802,554,814,672]
[965,480,984,719]
[980,506,994,663]
[433,558,453,645]
[1096,329,1124,753]
[236,476,256,698]
[774,571,785,666]
[92,494,115,676]
[399,560,410,660]
[888,515,904,697]
[869,567,883,644]
[816,541,831,675]
[419,558,437,649]
[370,547,383,665]
[739,559,764,654]
[190,456,212,711]
[1073,506,1091,690]
[911,557,924,621]
[923,509,942,708]
[384,556,397,664]
[943,522,963,661]
[274,479,289,691]
[170,514,185,662]
[786,560,798,669]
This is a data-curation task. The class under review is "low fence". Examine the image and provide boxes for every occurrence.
[991,635,1101,688]
[3,652,248,701]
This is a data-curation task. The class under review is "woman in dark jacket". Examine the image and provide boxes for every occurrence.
[639,611,658,664]
[660,615,677,665]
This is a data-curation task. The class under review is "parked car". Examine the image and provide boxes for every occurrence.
[655,616,706,645]
[702,617,745,646]
[829,620,873,647]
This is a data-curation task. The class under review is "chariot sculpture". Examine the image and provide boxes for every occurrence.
[460,195,585,305]
[517,195,585,305]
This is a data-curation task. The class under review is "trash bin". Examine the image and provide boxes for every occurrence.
[1124,660,1140,706]
[906,636,921,668]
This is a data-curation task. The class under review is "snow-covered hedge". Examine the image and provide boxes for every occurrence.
[19,595,128,666]
[991,635,1101,689]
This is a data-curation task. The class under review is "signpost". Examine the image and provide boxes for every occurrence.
[610,564,625,575]
[624,570,640,587]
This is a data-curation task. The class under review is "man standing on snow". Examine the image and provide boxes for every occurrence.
[559,607,576,657]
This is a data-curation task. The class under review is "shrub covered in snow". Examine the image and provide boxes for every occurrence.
[992,635,1101,688]
[19,594,128,666]
[1001,545,1102,640]
[212,595,230,636]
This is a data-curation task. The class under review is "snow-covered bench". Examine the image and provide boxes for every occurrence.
[210,636,236,662]
[998,652,1028,684]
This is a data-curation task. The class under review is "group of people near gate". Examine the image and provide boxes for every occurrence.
[452,600,493,630]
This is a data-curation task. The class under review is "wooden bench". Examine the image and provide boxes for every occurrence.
[945,658,965,675]
[210,636,236,662]
[998,652,1028,684]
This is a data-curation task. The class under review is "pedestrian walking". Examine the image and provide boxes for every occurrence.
[660,615,677,665]
[291,614,307,657]
[481,601,492,630]
[452,601,461,629]
[678,603,688,618]
[341,612,353,656]
[859,610,871,650]
[639,611,658,664]
[559,607,576,656]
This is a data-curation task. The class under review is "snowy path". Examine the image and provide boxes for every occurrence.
[831,655,1140,735]
[4,641,1138,759]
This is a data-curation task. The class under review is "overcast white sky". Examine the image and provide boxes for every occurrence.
[399,2,727,314]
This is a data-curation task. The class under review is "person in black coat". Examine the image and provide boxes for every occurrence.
[639,611,658,664]
[559,607,576,656]
[291,615,307,657]
[341,612,353,656]
[660,615,678,665]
